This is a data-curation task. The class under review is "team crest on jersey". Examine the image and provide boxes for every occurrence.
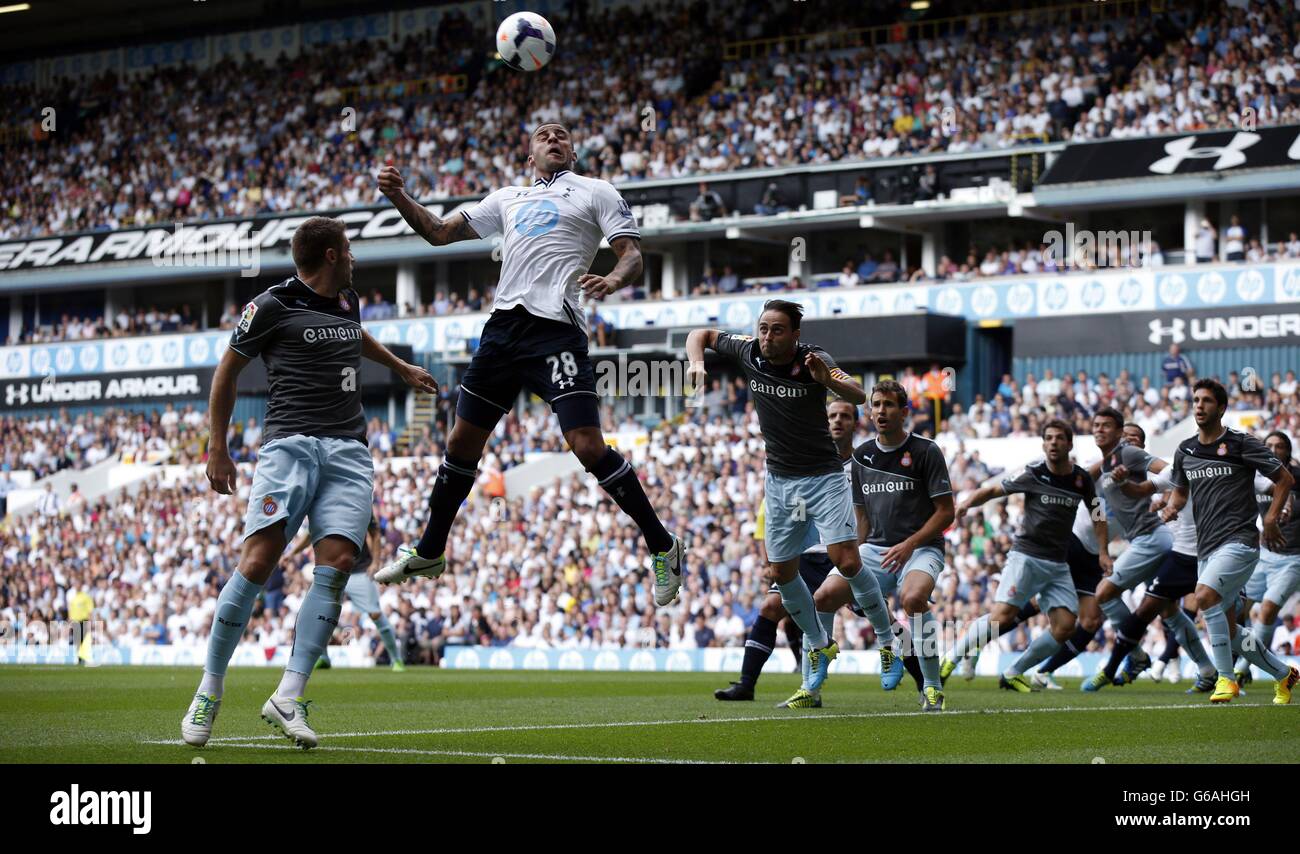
[1217,443,1227,456]
[901,451,912,467]
[339,294,350,311]
[1076,475,1084,488]
[262,497,278,516]
[238,302,257,333]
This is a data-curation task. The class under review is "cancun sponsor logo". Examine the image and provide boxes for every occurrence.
[861,480,915,495]
[303,326,363,343]
[50,784,151,835]
[1039,494,1077,507]
[1185,465,1234,480]
[749,378,808,398]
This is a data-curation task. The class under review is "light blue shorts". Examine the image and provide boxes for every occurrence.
[856,542,945,599]
[1107,527,1174,591]
[1244,549,1300,606]
[242,434,373,552]
[345,571,382,615]
[996,550,1078,615]
[763,469,857,563]
[1197,541,1260,603]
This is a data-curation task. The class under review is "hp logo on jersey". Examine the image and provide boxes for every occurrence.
[514,200,560,236]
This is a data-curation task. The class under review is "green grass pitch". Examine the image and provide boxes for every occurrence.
[2,666,1295,763]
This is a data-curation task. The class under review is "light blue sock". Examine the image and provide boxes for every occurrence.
[373,612,401,664]
[1164,611,1212,673]
[287,566,348,677]
[846,569,894,647]
[1200,603,1234,679]
[777,577,828,648]
[203,570,265,686]
[1232,627,1290,681]
[1099,596,1132,627]
[800,634,811,690]
[1255,619,1279,654]
[1007,631,1063,677]
[947,613,990,662]
[915,611,941,689]
[817,610,835,648]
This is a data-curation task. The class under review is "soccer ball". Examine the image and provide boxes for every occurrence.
[495,12,556,72]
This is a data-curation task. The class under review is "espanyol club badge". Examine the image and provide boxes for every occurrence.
[1217,443,1227,456]
[339,294,350,311]
[901,451,912,467]
[1076,475,1084,488]
[262,497,278,516]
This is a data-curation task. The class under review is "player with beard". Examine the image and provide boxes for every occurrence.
[688,302,901,697]
[714,401,924,705]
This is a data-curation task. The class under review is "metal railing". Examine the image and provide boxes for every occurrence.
[722,0,1158,61]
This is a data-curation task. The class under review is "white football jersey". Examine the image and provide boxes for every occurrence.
[463,170,640,333]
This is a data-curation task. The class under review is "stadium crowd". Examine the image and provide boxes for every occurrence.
[4,368,1299,668]
[3,0,1298,242]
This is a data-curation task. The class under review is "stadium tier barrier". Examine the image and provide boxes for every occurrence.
[4,643,1293,682]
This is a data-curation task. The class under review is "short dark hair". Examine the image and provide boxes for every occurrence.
[1124,421,1146,444]
[1041,418,1073,442]
[292,217,347,274]
[827,399,858,419]
[1193,378,1228,410]
[1093,406,1124,430]
[761,299,803,330]
[871,380,908,408]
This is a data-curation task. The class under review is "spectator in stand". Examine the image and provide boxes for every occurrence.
[1286,232,1300,259]
[717,265,740,294]
[1224,215,1247,262]
[753,182,789,216]
[1161,343,1194,386]
[1195,219,1218,263]
[868,250,899,283]
[689,182,726,222]
[837,261,860,288]
[856,252,878,281]
[37,482,60,517]
[839,175,872,207]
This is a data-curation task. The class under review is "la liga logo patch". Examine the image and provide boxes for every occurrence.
[262,497,278,516]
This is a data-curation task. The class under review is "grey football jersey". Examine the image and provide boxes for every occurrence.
[1002,461,1098,563]
[712,332,847,478]
[229,277,366,445]
[851,434,952,550]
[1171,428,1281,556]
[1099,441,1162,540]
[1255,460,1300,555]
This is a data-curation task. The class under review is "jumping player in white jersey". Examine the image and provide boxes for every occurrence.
[374,123,684,604]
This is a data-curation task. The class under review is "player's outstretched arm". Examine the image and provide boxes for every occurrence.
[206,348,251,495]
[377,165,478,247]
[954,483,1006,520]
[361,329,438,393]
[578,236,643,300]
[1159,485,1189,522]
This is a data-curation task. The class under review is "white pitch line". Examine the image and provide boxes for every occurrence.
[217,741,727,764]
[145,699,1291,746]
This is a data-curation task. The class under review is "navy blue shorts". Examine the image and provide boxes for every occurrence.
[1147,551,1198,601]
[456,306,599,432]
[1068,533,1102,596]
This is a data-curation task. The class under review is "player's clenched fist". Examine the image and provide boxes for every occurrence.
[377,165,405,198]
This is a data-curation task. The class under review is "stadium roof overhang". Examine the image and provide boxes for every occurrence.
[1019,166,1300,214]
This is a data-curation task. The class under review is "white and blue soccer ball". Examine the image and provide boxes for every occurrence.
[495,12,556,72]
